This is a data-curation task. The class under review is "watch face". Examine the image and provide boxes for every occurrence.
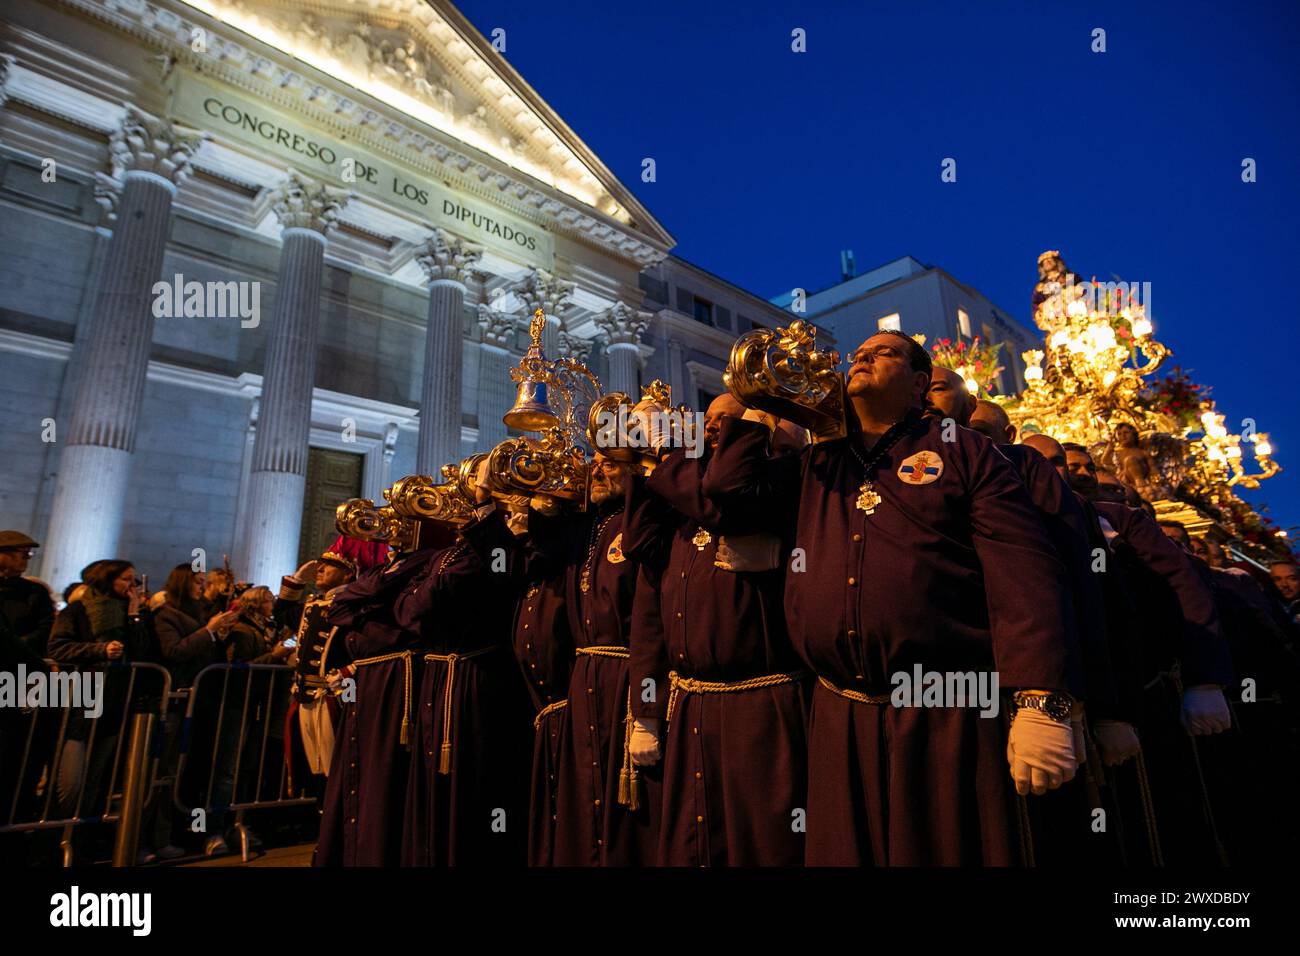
[1044,696,1072,720]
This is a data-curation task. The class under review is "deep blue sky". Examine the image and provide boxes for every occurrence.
[458,0,1300,537]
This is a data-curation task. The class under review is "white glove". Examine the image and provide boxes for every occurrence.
[1007,708,1077,796]
[1181,685,1231,735]
[292,560,317,583]
[628,717,661,766]
[1093,720,1142,766]
[714,533,782,573]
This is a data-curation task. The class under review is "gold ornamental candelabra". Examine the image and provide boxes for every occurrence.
[1008,250,1281,550]
[722,318,846,442]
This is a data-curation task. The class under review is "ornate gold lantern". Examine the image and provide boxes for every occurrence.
[723,319,846,442]
[335,497,414,551]
[386,467,478,527]
[587,379,693,469]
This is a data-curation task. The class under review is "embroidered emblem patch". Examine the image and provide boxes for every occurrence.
[607,533,626,563]
[898,451,943,485]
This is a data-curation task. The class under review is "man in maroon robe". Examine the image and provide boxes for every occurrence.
[622,394,810,866]
[1061,442,1234,864]
[313,543,445,867]
[704,330,1080,865]
[514,570,572,866]
[490,497,575,866]
[393,487,533,867]
[968,405,1137,864]
[548,452,659,865]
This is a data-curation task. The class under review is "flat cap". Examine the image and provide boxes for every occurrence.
[0,531,39,549]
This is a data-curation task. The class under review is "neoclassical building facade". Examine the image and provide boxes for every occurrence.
[0,0,795,590]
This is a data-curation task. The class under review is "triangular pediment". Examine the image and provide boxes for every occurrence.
[174,0,671,247]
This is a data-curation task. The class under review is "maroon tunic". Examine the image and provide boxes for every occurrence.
[625,448,809,866]
[705,414,1074,865]
[997,443,1124,864]
[1092,501,1232,687]
[313,549,440,867]
[998,443,1115,716]
[513,576,571,867]
[394,511,533,867]
[549,500,659,866]
[1091,500,1235,865]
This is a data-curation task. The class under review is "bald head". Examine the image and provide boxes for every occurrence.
[969,400,1014,445]
[1022,433,1068,483]
[924,366,975,426]
[704,393,747,451]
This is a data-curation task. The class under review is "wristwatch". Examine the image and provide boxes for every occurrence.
[1012,690,1074,724]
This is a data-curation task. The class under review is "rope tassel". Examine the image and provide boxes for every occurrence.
[439,740,452,775]
[618,688,640,809]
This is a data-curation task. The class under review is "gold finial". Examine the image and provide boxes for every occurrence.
[530,307,546,346]
[640,379,671,407]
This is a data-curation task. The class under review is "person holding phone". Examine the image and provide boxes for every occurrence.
[48,559,157,849]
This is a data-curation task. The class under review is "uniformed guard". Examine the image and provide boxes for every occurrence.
[277,550,358,798]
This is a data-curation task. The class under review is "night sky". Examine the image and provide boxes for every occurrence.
[456,0,1300,539]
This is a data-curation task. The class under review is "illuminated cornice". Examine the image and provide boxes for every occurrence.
[176,0,606,205]
[50,0,672,266]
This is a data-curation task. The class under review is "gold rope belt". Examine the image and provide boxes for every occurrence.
[574,644,630,659]
[666,670,810,722]
[817,675,891,705]
[572,645,641,811]
[350,650,415,746]
[533,698,569,731]
[423,646,497,774]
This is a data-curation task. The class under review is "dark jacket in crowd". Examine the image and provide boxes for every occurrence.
[153,601,225,689]
[47,593,160,734]
[0,574,55,658]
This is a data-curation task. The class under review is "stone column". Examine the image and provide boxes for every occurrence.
[42,106,205,590]
[517,267,573,358]
[413,228,481,472]
[596,301,651,397]
[666,337,688,408]
[240,172,348,584]
[476,303,516,448]
[230,396,259,570]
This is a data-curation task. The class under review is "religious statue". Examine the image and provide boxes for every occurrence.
[1109,421,1174,501]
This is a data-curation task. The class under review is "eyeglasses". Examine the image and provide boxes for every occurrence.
[0,548,35,558]
[852,345,906,363]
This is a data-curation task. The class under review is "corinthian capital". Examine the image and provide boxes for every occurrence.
[414,227,483,285]
[109,104,207,184]
[595,301,651,346]
[516,268,574,318]
[557,329,593,364]
[269,170,350,233]
[477,303,516,348]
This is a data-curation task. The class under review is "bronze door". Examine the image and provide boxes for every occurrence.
[298,448,364,566]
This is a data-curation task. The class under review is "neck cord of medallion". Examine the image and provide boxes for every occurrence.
[580,513,618,593]
[847,423,910,516]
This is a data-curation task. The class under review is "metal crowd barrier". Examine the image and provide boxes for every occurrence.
[171,663,315,862]
[0,661,171,867]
